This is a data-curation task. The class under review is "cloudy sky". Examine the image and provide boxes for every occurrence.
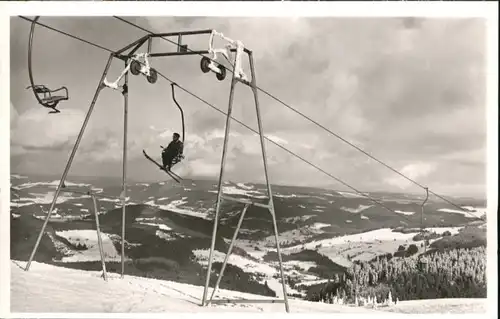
[10,16,487,197]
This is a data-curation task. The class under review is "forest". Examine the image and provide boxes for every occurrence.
[302,246,486,303]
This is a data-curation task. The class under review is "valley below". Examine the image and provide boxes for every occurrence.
[9,174,489,313]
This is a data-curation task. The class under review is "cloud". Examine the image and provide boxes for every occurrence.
[183,160,221,179]
[385,162,437,190]
[11,102,19,126]
[438,147,486,167]
[9,17,487,197]
[10,106,85,151]
[131,127,294,180]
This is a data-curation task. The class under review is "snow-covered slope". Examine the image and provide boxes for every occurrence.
[10,261,374,313]
[10,261,487,314]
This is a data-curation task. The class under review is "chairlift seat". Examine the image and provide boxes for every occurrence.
[27,17,69,112]
[172,154,185,166]
[28,84,69,106]
[42,95,67,104]
[32,85,52,94]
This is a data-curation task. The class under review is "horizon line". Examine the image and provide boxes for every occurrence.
[10,171,487,202]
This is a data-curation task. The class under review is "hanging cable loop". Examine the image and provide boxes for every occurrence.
[170,82,185,144]
[27,16,69,114]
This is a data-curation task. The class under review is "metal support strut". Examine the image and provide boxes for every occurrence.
[34,187,109,281]
[24,28,214,275]
[24,27,289,312]
[90,191,108,281]
[201,48,290,312]
[121,66,129,278]
[25,54,115,271]
[421,187,429,252]
[207,204,250,304]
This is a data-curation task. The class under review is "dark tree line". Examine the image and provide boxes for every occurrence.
[305,247,486,303]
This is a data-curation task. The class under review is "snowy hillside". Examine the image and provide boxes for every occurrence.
[10,174,488,308]
[10,261,487,313]
[10,260,372,313]
[10,174,487,227]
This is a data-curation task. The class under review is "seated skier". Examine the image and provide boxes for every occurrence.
[161,132,184,171]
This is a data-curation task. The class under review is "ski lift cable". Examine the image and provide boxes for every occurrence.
[131,55,401,216]
[113,16,473,215]
[17,17,400,217]
[19,16,115,53]
[152,68,404,217]
[17,16,478,221]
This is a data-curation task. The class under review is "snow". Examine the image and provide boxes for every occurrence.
[11,261,485,313]
[310,222,330,229]
[13,180,90,190]
[395,210,415,216]
[337,191,367,198]
[100,197,130,203]
[231,240,269,259]
[136,217,159,221]
[239,228,260,235]
[283,227,463,252]
[12,190,107,208]
[311,195,328,201]
[273,193,324,199]
[382,298,487,314]
[11,174,28,179]
[137,222,188,241]
[193,249,277,276]
[260,222,329,247]
[275,193,299,198]
[11,201,35,207]
[283,260,316,271]
[11,260,382,313]
[34,212,63,220]
[32,208,63,220]
[139,222,173,231]
[192,249,303,298]
[237,183,254,190]
[144,198,209,220]
[462,206,486,212]
[438,207,486,218]
[54,230,122,263]
[155,230,177,241]
[209,186,266,198]
[276,226,465,268]
[425,227,463,235]
[282,215,316,223]
[16,192,79,205]
[297,279,330,287]
[341,205,373,214]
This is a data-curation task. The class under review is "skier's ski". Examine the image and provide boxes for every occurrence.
[142,150,182,183]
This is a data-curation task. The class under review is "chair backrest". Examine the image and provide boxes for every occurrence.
[33,85,50,94]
